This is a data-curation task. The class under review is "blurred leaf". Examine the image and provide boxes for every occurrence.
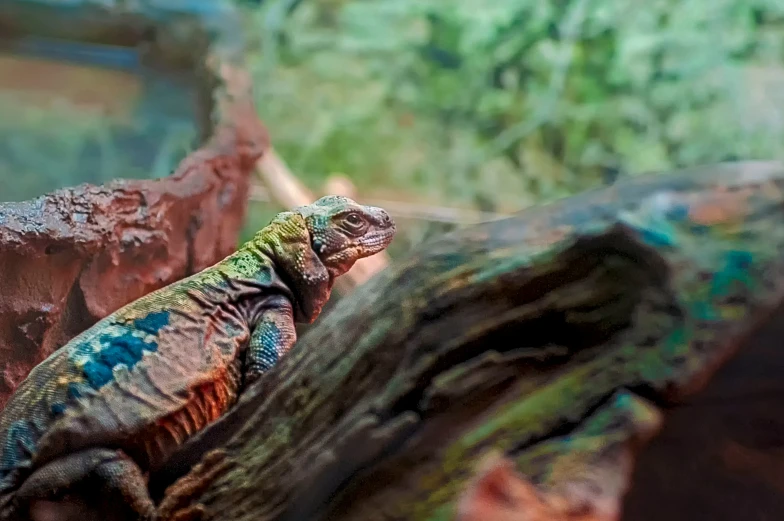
[236,0,784,220]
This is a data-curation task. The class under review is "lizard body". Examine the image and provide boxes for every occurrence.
[0,195,395,521]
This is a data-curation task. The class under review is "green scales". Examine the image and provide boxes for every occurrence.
[0,0,248,202]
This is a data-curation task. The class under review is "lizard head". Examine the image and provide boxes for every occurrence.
[294,195,397,279]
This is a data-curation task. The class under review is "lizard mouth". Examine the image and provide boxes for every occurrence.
[321,227,396,280]
[324,226,396,265]
[359,227,397,257]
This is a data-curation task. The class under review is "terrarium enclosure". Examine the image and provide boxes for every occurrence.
[1,1,784,521]
[0,0,267,406]
[0,0,245,202]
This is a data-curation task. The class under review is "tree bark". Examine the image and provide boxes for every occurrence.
[152,161,784,521]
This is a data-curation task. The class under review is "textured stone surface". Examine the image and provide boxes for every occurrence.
[0,105,269,407]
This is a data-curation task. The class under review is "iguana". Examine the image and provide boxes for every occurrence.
[0,195,396,521]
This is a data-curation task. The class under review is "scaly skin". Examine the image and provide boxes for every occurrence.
[0,195,395,521]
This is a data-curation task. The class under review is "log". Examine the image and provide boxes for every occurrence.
[152,161,784,521]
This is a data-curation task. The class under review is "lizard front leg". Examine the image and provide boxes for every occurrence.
[245,297,297,384]
[10,448,154,521]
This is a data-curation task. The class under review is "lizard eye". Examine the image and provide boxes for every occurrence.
[341,212,367,235]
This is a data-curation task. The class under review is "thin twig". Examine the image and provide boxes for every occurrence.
[248,184,512,224]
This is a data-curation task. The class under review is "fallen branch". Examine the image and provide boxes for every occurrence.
[248,183,512,224]
[152,161,784,521]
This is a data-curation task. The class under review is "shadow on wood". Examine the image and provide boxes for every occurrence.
[622,300,784,521]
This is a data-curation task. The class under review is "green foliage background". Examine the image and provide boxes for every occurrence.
[4,0,784,251]
[241,0,784,213]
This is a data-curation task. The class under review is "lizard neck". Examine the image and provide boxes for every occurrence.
[244,213,333,323]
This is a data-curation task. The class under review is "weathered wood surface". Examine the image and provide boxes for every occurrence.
[150,161,784,521]
[622,300,784,521]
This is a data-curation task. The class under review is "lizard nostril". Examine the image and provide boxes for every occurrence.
[380,211,392,226]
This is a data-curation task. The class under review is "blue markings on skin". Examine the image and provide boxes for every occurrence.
[82,333,157,389]
[50,383,88,418]
[250,322,282,373]
[82,359,116,389]
[98,335,147,366]
[1,421,37,468]
[132,310,171,335]
[50,403,67,417]
[80,311,171,390]
[66,382,84,400]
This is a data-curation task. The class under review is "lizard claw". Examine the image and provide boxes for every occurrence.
[243,370,262,387]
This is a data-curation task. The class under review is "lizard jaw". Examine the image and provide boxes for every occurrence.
[322,225,397,277]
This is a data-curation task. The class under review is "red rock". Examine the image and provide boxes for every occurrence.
[0,103,269,407]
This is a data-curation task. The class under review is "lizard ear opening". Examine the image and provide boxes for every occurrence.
[266,212,332,323]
